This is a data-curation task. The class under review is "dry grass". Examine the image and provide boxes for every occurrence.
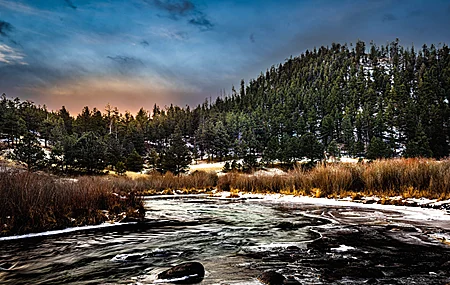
[3,158,448,236]
[217,158,450,199]
[0,169,144,236]
[189,161,225,173]
[106,170,219,195]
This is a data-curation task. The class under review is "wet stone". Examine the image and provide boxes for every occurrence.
[157,261,205,284]
[276,222,297,230]
[257,271,286,285]
[283,275,301,284]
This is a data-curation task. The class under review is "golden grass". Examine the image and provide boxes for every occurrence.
[188,161,225,173]
[216,158,450,199]
[0,170,144,236]
[3,158,447,236]
[105,170,219,195]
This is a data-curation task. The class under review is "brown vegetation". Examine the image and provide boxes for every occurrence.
[107,170,219,194]
[0,169,144,236]
[216,158,450,200]
[104,158,450,200]
[2,158,449,236]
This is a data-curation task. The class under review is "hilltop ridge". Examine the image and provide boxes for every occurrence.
[1,39,449,173]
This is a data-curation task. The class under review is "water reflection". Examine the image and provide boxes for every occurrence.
[0,198,320,285]
[2,198,449,284]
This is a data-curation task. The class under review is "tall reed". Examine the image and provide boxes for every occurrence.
[107,171,219,194]
[217,158,450,199]
[0,170,144,236]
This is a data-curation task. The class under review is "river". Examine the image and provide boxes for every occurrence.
[1,196,450,284]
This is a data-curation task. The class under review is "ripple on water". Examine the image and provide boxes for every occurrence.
[2,197,448,284]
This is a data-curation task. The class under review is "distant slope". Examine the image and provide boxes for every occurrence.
[1,40,449,173]
[204,39,450,161]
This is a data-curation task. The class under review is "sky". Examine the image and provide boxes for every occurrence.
[0,0,450,114]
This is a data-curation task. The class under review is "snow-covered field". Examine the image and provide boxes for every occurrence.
[187,156,364,176]
[189,161,226,173]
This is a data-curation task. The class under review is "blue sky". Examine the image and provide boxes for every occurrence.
[0,0,449,114]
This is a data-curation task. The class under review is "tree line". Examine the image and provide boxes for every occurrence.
[1,39,449,173]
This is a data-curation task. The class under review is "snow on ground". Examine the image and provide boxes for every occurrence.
[0,222,135,242]
[212,192,450,228]
[189,161,226,173]
[331,245,355,252]
[338,157,360,163]
[188,156,365,175]
[253,168,287,176]
[188,160,289,176]
[430,233,450,245]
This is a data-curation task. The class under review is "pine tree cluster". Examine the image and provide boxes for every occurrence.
[0,40,449,173]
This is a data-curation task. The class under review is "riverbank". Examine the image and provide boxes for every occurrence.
[2,157,449,237]
[216,158,450,199]
[0,170,144,237]
[3,195,449,284]
[209,191,450,229]
[3,190,450,242]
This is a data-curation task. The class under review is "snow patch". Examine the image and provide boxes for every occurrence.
[331,244,355,252]
[0,222,135,241]
[111,253,146,262]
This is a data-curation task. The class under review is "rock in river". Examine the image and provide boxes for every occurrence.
[157,261,205,284]
[257,271,286,285]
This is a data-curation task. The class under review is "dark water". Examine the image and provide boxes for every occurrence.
[1,197,450,284]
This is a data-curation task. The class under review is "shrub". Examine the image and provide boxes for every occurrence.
[217,158,450,199]
[0,170,144,236]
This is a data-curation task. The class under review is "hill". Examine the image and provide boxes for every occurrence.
[1,39,449,173]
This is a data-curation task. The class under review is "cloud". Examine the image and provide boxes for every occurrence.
[0,0,56,19]
[150,0,195,16]
[0,44,26,65]
[64,0,77,10]
[382,13,397,22]
[15,76,202,114]
[107,55,143,65]
[140,40,150,47]
[151,28,188,40]
[0,20,13,37]
[107,55,144,74]
[144,0,214,31]
[189,14,214,31]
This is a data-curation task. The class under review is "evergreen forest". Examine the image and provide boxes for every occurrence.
[1,39,449,174]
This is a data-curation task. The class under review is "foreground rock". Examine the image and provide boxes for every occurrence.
[257,271,285,285]
[157,262,205,284]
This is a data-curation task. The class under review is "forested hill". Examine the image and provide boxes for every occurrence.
[207,39,450,160]
[1,40,449,173]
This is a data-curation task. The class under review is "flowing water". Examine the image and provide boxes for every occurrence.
[1,196,450,284]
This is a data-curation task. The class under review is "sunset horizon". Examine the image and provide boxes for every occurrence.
[2,0,450,114]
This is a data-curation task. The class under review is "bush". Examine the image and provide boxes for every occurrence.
[0,170,144,236]
[217,158,450,199]
[115,161,126,175]
[126,149,144,172]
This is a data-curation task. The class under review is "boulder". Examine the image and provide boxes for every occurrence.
[257,271,285,285]
[276,222,297,230]
[157,262,205,284]
[283,275,301,284]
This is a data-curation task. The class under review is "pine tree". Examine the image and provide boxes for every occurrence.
[161,127,191,175]
[300,133,324,162]
[73,131,107,173]
[13,132,45,171]
[404,123,433,158]
[125,149,144,172]
[366,137,391,159]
